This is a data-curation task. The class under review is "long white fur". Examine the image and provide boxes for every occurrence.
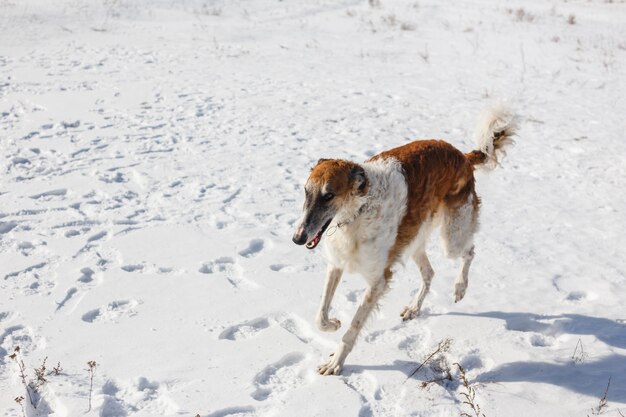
[324,157,407,283]
[474,102,518,169]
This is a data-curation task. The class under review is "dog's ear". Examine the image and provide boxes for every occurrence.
[350,165,368,195]
[311,158,330,171]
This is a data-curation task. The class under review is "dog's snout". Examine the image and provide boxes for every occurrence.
[292,226,307,245]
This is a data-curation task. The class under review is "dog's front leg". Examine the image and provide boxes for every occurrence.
[316,265,343,332]
[319,273,388,376]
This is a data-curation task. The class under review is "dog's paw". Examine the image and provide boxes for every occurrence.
[454,283,467,303]
[318,354,343,376]
[400,306,419,321]
[316,317,341,332]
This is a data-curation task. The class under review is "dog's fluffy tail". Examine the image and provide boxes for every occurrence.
[465,102,518,169]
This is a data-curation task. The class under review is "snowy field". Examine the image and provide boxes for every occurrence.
[1,0,625,416]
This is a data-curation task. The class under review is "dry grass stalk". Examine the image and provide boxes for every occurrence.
[14,396,26,417]
[86,360,97,412]
[589,377,611,415]
[51,362,63,376]
[34,357,48,389]
[455,363,486,417]
[9,347,36,408]
[404,338,452,383]
[572,338,588,364]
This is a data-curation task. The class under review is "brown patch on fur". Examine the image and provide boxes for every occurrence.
[308,159,368,202]
[383,268,393,282]
[465,150,487,166]
[369,140,477,268]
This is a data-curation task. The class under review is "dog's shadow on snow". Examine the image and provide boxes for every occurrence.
[346,312,626,403]
[444,311,626,403]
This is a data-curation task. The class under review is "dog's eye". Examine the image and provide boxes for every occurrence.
[323,193,334,201]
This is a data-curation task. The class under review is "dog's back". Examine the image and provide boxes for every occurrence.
[370,140,477,268]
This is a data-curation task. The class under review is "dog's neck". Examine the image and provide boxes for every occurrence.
[335,178,371,228]
[336,200,368,228]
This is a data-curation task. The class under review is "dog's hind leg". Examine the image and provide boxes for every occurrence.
[454,247,475,302]
[318,270,389,376]
[316,265,343,332]
[442,191,479,303]
[400,248,434,321]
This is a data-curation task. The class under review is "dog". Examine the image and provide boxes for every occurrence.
[292,103,518,375]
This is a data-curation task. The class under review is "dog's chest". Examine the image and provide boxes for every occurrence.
[323,157,409,276]
[324,210,395,275]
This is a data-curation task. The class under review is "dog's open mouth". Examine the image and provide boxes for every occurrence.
[305,219,333,250]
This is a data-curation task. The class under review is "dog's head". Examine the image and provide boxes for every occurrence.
[292,159,367,249]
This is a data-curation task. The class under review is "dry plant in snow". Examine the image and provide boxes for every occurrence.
[506,7,535,23]
[51,362,63,376]
[86,360,98,412]
[588,377,611,416]
[14,396,26,417]
[572,338,588,364]
[567,14,576,25]
[455,363,487,417]
[404,338,453,384]
[8,347,62,413]
[9,347,36,408]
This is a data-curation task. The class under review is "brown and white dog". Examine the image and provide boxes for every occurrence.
[292,104,518,375]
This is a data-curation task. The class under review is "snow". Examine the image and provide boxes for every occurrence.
[1,0,625,416]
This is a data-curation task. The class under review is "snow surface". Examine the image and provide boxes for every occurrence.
[1,0,625,416]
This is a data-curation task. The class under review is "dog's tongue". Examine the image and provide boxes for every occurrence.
[306,233,321,249]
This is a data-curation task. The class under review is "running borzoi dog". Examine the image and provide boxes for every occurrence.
[292,104,518,375]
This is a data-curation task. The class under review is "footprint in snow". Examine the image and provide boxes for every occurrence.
[0,311,17,324]
[81,300,139,323]
[344,371,400,417]
[56,268,99,312]
[55,287,78,311]
[0,221,18,234]
[0,325,35,361]
[529,334,554,347]
[251,352,306,401]
[199,257,258,289]
[121,264,144,273]
[364,323,406,345]
[218,314,325,347]
[397,333,428,360]
[101,377,178,416]
[238,239,264,258]
[78,267,96,283]
[565,290,592,302]
[268,263,310,273]
[29,188,67,199]
[205,405,259,417]
[218,317,271,341]
[199,257,235,274]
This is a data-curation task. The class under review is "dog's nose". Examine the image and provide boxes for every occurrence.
[292,226,307,245]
